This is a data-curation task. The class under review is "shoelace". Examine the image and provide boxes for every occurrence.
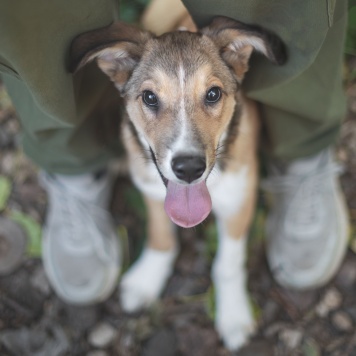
[261,161,343,193]
[41,173,115,264]
[261,161,343,236]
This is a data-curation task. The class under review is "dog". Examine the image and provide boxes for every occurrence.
[69,15,286,351]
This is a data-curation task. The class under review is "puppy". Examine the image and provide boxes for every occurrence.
[69,17,286,351]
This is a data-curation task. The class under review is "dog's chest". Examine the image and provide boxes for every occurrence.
[208,166,249,217]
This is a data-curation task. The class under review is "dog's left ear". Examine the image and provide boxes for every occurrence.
[69,22,153,91]
[201,16,287,81]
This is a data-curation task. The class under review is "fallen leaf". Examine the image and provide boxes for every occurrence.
[9,210,42,257]
[0,175,11,211]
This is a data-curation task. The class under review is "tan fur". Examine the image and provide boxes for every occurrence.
[144,197,176,250]
[142,0,196,34]
[222,99,259,238]
[225,96,260,172]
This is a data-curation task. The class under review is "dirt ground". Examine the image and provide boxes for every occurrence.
[1,55,356,356]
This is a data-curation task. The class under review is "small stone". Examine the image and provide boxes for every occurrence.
[112,330,138,356]
[335,254,356,289]
[264,322,289,339]
[0,320,69,356]
[279,288,318,312]
[176,325,220,356]
[30,266,51,296]
[87,351,108,356]
[325,336,348,353]
[142,329,177,356]
[279,328,303,350]
[345,306,356,323]
[337,148,348,163]
[315,288,342,317]
[61,304,99,334]
[88,322,117,348]
[332,311,353,332]
[1,153,14,175]
[121,331,136,349]
[238,339,275,356]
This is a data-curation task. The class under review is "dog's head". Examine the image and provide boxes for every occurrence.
[69,17,286,227]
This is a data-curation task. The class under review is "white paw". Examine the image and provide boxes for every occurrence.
[212,235,255,351]
[120,247,177,312]
[213,258,255,350]
[215,284,255,351]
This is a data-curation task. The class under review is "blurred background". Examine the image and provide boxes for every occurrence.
[1,1,356,355]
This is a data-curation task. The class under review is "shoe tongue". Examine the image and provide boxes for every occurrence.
[164,180,212,228]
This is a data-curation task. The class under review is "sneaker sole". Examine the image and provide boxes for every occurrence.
[42,228,121,305]
[268,182,349,290]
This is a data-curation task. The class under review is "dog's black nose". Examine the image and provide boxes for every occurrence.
[171,156,206,183]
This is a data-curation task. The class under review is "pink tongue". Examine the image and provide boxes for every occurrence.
[164,180,212,228]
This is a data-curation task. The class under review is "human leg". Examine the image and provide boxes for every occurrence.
[0,0,123,303]
[184,0,349,289]
[257,1,349,289]
[0,0,122,174]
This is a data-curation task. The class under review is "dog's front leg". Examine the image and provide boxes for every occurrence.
[120,196,178,312]
[211,166,257,350]
[212,229,254,351]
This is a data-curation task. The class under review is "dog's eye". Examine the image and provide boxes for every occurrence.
[142,90,158,107]
[205,87,221,104]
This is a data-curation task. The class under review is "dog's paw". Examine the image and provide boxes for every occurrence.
[120,247,177,313]
[213,270,255,351]
[215,294,255,351]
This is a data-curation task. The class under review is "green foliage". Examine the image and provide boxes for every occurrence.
[10,210,42,257]
[0,84,13,111]
[250,296,262,322]
[0,175,11,211]
[302,338,321,356]
[124,186,146,220]
[206,285,216,320]
[346,6,356,55]
[248,201,266,252]
[120,0,150,23]
[348,223,356,253]
[117,224,131,273]
[204,220,218,262]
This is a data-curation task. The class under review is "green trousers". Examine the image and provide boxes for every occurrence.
[0,0,348,174]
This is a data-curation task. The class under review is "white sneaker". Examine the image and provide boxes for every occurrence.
[40,171,121,305]
[262,148,349,289]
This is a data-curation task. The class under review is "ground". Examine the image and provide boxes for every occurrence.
[1,57,356,356]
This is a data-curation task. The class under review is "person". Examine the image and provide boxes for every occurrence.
[0,0,349,304]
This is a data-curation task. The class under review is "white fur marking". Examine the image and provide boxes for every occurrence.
[212,233,255,350]
[210,166,248,218]
[171,65,189,152]
[120,247,177,312]
[122,123,166,201]
[131,161,166,201]
[97,47,127,60]
[229,36,268,57]
[161,64,202,181]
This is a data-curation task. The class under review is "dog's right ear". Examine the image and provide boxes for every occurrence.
[69,22,152,91]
